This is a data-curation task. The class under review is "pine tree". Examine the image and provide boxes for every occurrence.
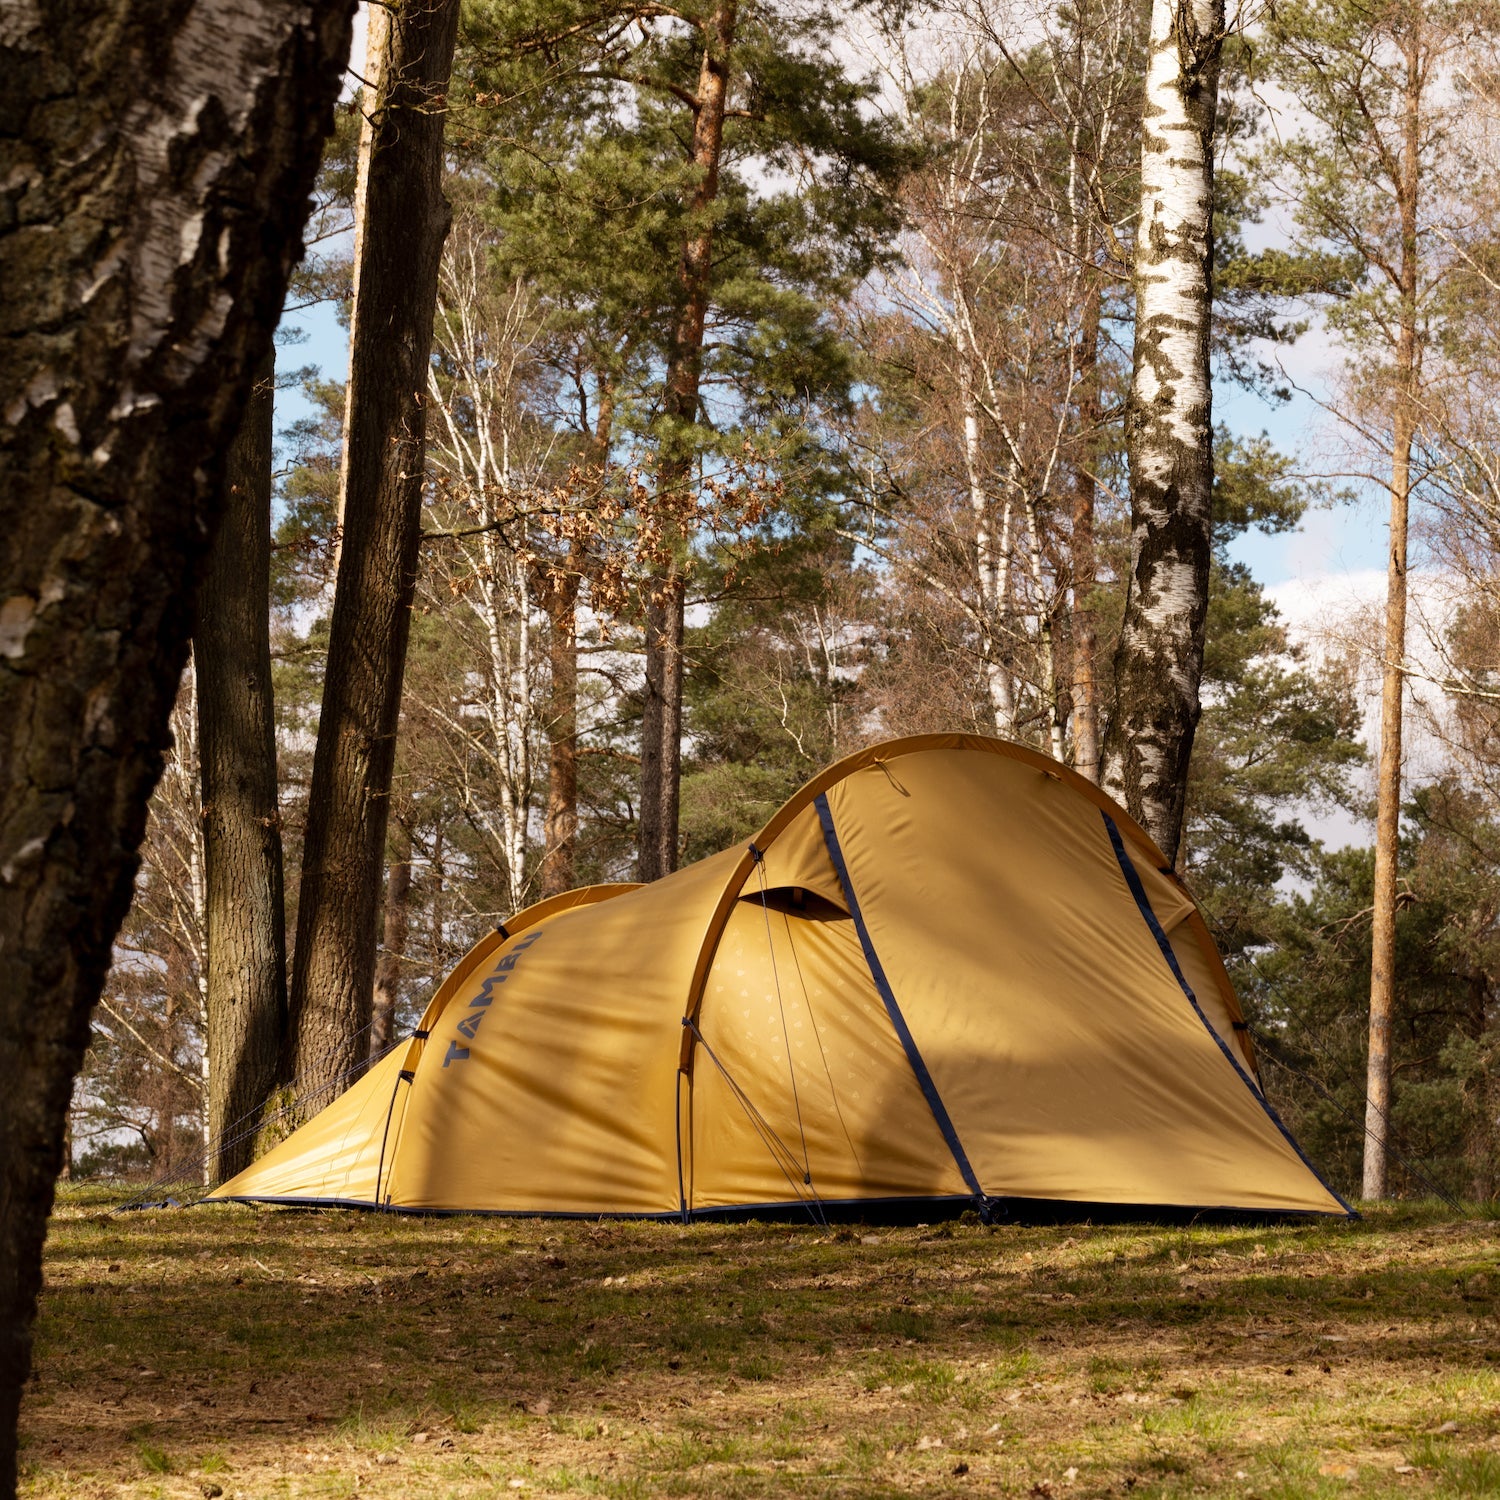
[194,352,288,1184]
[463,0,906,877]
[1251,0,1483,1197]
[287,0,463,1102]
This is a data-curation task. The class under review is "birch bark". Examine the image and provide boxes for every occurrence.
[1101,0,1223,863]
[1069,282,1103,784]
[0,0,354,1483]
[961,367,1017,733]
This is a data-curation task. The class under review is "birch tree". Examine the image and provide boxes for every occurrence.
[1099,0,1225,861]
[421,211,625,915]
[851,16,1137,761]
[0,0,354,1481]
[956,0,1144,778]
[872,46,1026,734]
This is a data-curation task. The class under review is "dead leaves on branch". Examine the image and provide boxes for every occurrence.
[421,442,785,621]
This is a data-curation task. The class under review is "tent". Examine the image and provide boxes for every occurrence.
[211,734,1351,1219]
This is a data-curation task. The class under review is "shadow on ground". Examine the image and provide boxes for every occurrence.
[18,1193,1500,1498]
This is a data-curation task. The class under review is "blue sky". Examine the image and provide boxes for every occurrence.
[280,303,1388,586]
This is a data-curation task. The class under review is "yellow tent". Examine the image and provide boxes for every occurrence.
[211,735,1351,1219]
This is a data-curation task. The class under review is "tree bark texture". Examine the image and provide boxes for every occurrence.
[1364,408,1412,1201]
[335,3,389,542]
[286,0,461,1100]
[637,0,738,882]
[370,836,411,1058]
[1069,281,1102,785]
[195,349,288,1186]
[639,578,687,880]
[540,547,582,898]
[1364,45,1422,1203]
[0,0,355,1490]
[960,369,1016,735]
[1100,0,1222,866]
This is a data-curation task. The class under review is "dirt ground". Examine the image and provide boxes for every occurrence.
[17,1191,1500,1497]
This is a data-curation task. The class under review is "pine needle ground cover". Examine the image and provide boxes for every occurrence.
[20,1194,1500,1499]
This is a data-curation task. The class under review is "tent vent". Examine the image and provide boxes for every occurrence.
[742,885,850,922]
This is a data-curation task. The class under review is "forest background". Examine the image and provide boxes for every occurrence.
[71,0,1500,1206]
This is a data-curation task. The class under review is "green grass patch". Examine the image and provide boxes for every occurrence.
[18,1190,1500,1498]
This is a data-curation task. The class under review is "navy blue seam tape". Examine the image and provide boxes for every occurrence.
[813,792,985,1202]
[1099,810,1354,1217]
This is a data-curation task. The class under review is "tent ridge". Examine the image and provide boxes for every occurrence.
[812,791,987,1209]
[676,735,1167,1072]
[1099,809,1356,1218]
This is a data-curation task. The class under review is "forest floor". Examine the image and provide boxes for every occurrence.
[16,1191,1500,1499]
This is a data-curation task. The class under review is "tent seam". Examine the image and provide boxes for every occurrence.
[813,791,986,1206]
[678,735,1173,1061]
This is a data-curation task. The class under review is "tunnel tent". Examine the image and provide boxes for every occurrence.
[209,734,1352,1220]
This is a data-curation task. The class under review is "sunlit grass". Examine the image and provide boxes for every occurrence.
[16,1192,1500,1496]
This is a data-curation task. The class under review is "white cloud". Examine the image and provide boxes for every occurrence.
[1263,565,1461,851]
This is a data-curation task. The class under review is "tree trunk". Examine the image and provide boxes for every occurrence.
[1100,0,1222,865]
[194,349,288,1186]
[1022,494,1066,763]
[334,5,391,543]
[0,0,354,1488]
[1070,281,1102,784]
[429,824,446,960]
[1364,43,1422,1203]
[638,578,688,880]
[637,0,738,882]
[541,546,582,898]
[370,835,412,1058]
[543,391,614,896]
[961,369,1016,734]
[1364,408,1412,1201]
[286,0,461,1100]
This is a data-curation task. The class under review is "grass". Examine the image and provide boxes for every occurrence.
[17,1189,1500,1497]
